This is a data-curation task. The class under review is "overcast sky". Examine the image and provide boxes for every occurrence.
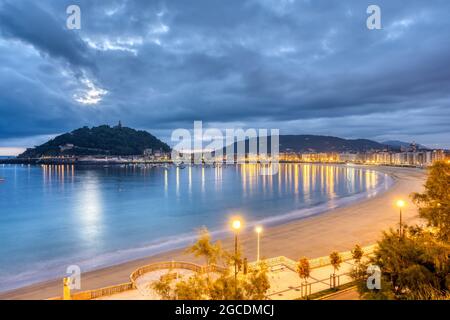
[0,0,449,155]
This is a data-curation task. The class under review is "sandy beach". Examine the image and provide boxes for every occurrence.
[0,165,426,300]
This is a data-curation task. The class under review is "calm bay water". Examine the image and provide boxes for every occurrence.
[0,163,392,291]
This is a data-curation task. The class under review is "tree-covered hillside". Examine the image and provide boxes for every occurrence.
[279,135,391,152]
[18,125,171,158]
[224,135,393,154]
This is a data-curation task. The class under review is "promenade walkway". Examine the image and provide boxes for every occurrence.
[265,258,357,300]
[91,249,368,300]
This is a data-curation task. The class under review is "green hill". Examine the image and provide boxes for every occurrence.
[18,124,171,158]
[278,135,391,152]
[224,135,393,154]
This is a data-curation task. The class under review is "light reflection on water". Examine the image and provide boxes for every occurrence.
[0,163,389,291]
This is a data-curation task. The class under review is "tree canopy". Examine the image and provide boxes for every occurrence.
[352,162,450,300]
[152,227,271,300]
[412,161,450,241]
[296,257,311,284]
[18,124,171,158]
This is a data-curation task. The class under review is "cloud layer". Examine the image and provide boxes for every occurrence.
[0,0,449,150]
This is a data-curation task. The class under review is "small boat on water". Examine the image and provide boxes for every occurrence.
[0,178,5,182]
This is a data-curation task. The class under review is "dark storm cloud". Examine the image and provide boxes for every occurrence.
[0,0,449,149]
[0,1,93,69]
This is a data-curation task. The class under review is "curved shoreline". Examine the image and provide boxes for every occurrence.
[0,165,426,299]
[0,166,390,292]
[0,164,388,291]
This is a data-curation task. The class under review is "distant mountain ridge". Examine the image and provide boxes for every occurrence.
[224,135,394,154]
[18,124,171,158]
[17,125,403,159]
[382,140,429,150]
[279,135,390,153]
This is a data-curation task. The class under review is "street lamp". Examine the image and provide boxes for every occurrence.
[231,218,242,299]
[396,200,405,237]
[232,219,241,231]
[255,226,263,262]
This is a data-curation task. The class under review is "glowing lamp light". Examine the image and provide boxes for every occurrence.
[232,219,241,231]
[396,200,405,208]
[255,226,263,234]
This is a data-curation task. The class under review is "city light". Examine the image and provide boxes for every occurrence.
[230,217,243,299]
[278,148,446,167]
[255,226,263,234]
[396,200,405,237]
[232,219,241,231]
[396,200,405,208]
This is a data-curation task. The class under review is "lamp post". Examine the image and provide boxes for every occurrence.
[255,226,262,262]
[63,277,71,300]
[396,200,405,237]
[232,219,241,299]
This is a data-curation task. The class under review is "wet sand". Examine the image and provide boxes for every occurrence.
[0,166,426,300]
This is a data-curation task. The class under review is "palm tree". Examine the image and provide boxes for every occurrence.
[329,251,342,288]
[187,227,222,277]
[350,244,364,279]
[296,257,311,298]
[151,275,173,300]
[351,244,364,269]
[296,257,311,284]
[351,244,364,264]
